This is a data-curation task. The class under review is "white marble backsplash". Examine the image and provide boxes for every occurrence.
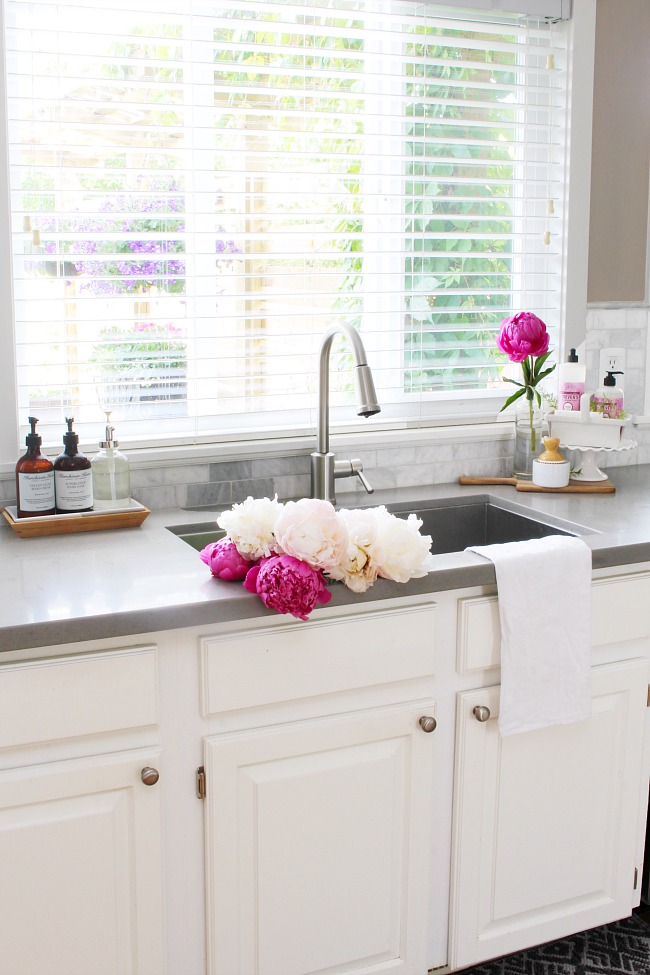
[584,306,648,417]
[125,436,513,512]
[582,304,650,471]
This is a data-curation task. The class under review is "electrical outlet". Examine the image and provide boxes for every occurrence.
[599,347,625,379]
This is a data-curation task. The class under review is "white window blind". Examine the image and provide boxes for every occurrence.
[3,0,567,447]
[411,1,572,19]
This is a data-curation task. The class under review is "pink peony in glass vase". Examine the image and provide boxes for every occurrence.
[497,311,555,477]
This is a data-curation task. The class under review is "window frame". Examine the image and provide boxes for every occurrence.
[0,0,596,471]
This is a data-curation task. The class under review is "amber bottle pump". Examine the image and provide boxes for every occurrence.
[53,417,93,513]
[15,416,55,518]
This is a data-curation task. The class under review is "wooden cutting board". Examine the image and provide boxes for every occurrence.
[458,476,615,494]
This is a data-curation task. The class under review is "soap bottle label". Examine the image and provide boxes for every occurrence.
[17,471,55,511]
[558,382,585,412]
[590,394,623,419]
[54,469,93,510]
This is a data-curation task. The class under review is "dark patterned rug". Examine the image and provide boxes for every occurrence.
[461,914,650,975]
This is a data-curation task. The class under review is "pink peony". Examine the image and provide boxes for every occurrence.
[243,555,332,621]
[200,537,253,581]
[273,498,348,570]
[497,311,549,363]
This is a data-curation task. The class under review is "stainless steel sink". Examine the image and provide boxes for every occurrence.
[167,521,227,552]
[167,498,592,556]
[384,500,588,555]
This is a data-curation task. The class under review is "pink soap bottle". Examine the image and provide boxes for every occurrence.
[557,348,585,412]
[589,371,624,419]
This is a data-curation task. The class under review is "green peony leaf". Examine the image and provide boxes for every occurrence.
[499,386,526,412]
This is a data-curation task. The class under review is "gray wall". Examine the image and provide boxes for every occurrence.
[588,0,650,302]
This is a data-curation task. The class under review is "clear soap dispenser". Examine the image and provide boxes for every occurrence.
[91,412,131,508]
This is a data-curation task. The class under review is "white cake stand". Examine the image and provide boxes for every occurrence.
[559,439,637,481]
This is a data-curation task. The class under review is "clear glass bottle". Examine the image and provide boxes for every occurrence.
[91,412,131,508]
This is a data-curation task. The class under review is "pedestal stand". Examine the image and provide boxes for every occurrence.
[560,439,637,481]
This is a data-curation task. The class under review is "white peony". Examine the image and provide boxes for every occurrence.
[217,495,284,560]
[326,507,384,593]
[273,498,348,571]
[369,506,435,583]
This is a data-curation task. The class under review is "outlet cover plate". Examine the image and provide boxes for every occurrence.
[599,347,626,379]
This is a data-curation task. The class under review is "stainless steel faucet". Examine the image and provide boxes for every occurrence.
[310,323,381,504]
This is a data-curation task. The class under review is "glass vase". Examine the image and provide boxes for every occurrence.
[514,401,544,479]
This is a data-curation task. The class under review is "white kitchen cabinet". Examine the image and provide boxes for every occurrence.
[0,748,165,975]
[0,566,648,975]
[449,657,649,970]
[203,702,437,975]
[0,645,165,975]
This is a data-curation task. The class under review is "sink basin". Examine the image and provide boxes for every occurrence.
[167,522,227,552]
[167,498,591,556]
[384,500,587,555]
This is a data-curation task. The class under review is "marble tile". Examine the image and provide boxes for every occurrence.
[230,478,275,502]
[625,308,649,330]
[208,460,253,482]
[374,447,418,467]
[132,484,181,510]
[635,442,650,465]
[623,328,645,350]
[338,449,377,469]
[415,440,508,465]
[586,331,622,359]
[410,443,448,464]
[585,348,600,378]
[626,349,646,369]
[0,484,16,504]
[252,456,310,478]
[591,309,627,330]
[186,481,233,508]
[161,465,210,486]
[453,456,509,478]
[272,474,311,500]
[394,464,436,488]
[130,468,167,488]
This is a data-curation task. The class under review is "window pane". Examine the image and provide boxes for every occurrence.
[4,0,566,443]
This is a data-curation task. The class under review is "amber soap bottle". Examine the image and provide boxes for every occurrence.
[15,416,55,518]
[53,417,93,513]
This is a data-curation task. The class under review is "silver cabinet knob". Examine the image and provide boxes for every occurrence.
[419,715,437,733]
[473,705,491,722]
[141,767,160,786]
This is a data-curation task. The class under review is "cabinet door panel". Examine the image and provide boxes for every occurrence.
[449,658,648,970]
[205,704,435,975]
[0,750,165,975]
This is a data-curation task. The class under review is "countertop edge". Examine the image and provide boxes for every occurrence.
[3,468,650,654]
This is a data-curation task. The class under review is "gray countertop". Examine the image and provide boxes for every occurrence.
[3,465,650,654]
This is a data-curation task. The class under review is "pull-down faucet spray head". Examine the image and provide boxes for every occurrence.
[354,362,380,419]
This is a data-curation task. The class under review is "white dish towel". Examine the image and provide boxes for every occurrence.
[467,535,592,736]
